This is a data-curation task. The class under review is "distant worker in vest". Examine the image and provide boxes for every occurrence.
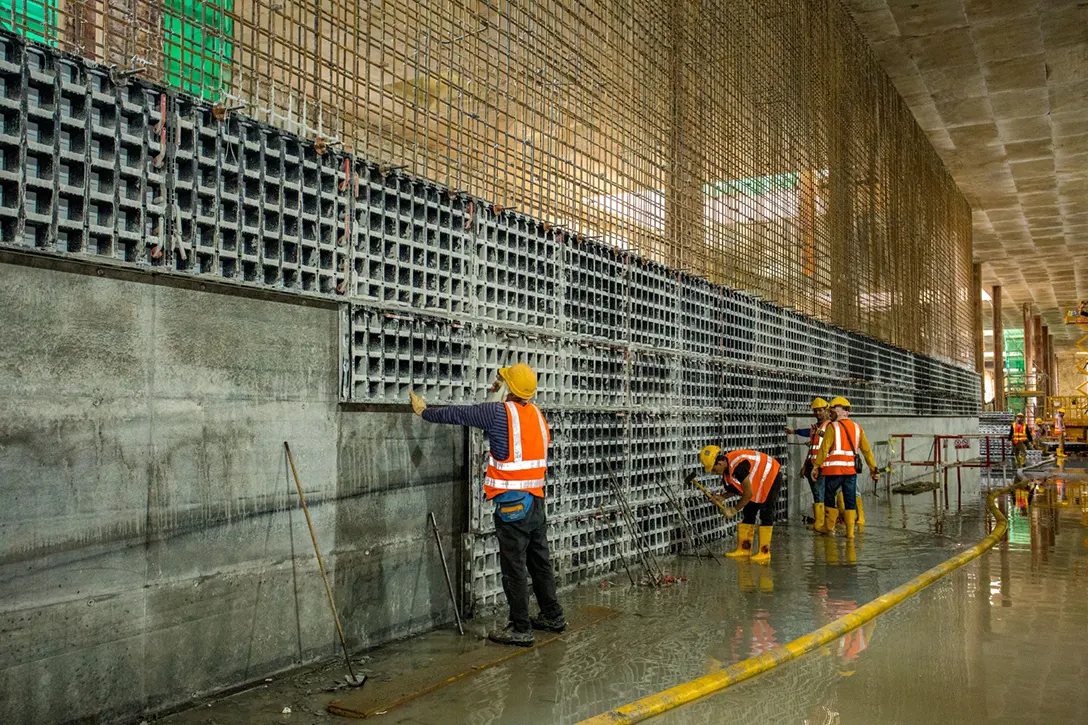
[784,397,832,528]
[1009,412,1032,468]
[1055,407,1066,454]
[1030,416,1045,448]
[810,397,879,539]
[697,446,784,564]
[410,362,565,647]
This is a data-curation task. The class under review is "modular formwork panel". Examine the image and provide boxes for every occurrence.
[0,29,985,616]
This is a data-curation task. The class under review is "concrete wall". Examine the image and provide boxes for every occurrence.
[0,261,466,725]
[783,415,983,517]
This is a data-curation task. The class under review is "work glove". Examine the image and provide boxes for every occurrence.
[722,506,737,518]
[409,390,427,416]
[871,470,881,482]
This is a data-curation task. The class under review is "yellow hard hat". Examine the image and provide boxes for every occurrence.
[811,397,829,410]
[498,362,538,399]
[699,445,722,473]
[1016,412,1024,417]
[1058,407,1066,414]
[829,396,851,408]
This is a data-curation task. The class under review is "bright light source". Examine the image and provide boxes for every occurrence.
[982,289,992,302]
[983,329,993,337]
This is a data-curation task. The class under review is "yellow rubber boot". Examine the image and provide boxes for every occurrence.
[844,510,857,540]
[812,502,825,531]
[750,526,773,565]
[856,495,865,527]
[845,540,857,565]
[820,507,840,536]
[726,523,754,558]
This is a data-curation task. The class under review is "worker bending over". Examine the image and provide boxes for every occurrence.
[784,397,832,528]
[1009,412,1032,468]
[811,397,879,539]
[410,363,565,647]
[698,446,783,564]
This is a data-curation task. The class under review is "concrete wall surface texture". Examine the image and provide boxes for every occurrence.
[0,263,466,725]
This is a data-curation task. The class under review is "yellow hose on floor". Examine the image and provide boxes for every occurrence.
[576,485,1014,725]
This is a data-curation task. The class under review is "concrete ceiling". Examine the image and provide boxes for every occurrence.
[842,0,1088,345]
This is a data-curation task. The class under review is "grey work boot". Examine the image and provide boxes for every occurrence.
[530,613,568,633]
[487,623,534,647]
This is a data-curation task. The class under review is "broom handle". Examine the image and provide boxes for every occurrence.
[284,442,358,682]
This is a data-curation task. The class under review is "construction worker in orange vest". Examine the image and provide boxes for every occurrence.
[810,397,879,539]
[785,397,831,528]
[1030,416,1045,449]
[698,446,784,564]
[827,402,867,528]
[1009,412,1032,468]
[410,362,565,646]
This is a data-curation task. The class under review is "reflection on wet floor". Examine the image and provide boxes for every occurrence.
[654,481,1088,725]
[159,476,1088,725]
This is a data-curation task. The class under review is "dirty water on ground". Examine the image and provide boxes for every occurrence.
[155,475,1007,725]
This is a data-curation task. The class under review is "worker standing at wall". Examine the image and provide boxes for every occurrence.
[1009,412,1032,468]
[1055,407,1066,455]
[1031,416,1045,449]
[810,397,879,539]
[410,362,565,647]
[784,397,831,528]
[697,446,783,564]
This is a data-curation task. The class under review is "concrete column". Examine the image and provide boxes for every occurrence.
[1023,304,1033,390]
[993,285,1005,411]
[1041,324,1050,398]
[1049,336,1058,398]
[974,263,984,403]
[1033,316,1044,384]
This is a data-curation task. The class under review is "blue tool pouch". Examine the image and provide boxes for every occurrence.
[494,490,534,522]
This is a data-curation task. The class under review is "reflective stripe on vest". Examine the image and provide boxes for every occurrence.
[724,450,781,504]
[823,420,862,475]
[1012,423,1028,443]
[808,420,830,460]
[484,402,549,491]
[1055,416,1065,433]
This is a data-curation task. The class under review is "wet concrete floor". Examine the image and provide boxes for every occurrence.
[155,476,1088,725]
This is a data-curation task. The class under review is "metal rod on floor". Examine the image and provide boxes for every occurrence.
[428,511,464,635]
[284,442,364,686]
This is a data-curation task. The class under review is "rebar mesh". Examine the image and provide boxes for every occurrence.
[5,0,974,363]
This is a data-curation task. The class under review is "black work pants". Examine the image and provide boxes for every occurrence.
[740,472,783,526]
[494,496,564,633]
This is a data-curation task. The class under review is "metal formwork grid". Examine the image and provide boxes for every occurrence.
[0,28,986,614]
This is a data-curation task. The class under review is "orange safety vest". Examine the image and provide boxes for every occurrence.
[484,401,550,499]
[723,450,781,504]
[823,420,864,475]
[1012,423,1028,443]
[807,420,830,462]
